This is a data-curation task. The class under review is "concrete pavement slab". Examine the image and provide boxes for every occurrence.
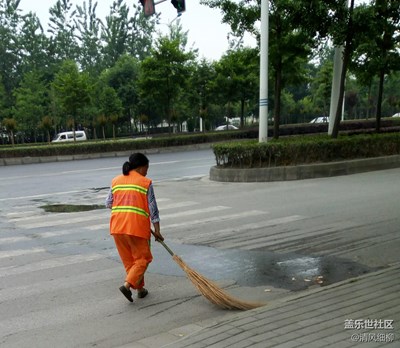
[132,263,399,347]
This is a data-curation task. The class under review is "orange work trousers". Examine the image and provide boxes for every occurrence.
[113,234,153,289]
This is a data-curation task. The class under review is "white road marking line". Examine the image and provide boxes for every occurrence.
[0,248,46,259]
[163,210,267,231]
[0,253,105,277]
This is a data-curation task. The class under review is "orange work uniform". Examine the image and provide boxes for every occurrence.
[110,171,153,289]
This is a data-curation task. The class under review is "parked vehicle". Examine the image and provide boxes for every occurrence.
[52,131,87,142]
[392,113,400,118]
[215,125,239,131]
[310,116,329,124]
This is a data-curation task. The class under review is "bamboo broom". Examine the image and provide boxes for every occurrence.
[153,234,265,310]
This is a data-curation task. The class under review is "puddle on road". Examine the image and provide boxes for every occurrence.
[40,204,105,213]
[150,241,373,291]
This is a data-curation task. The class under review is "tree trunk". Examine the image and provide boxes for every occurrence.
[273,66,282,140]
[240,98,245,128]
[376,68,385,133]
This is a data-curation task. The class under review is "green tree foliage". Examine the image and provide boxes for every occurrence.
[0,0,23,104]
[52,60,91,136]
[213,48,259,128]
[74,0,103,76]
[39,115,54,143]
[310,60,334,117]
[3,117,17,145]
[101,55,140,132]
[138,28,196,133]
[187,59,217,131]
[48,0,79,62]
[99,86,123,139]
[201,0,338,138]
[0,75,7,122]
[19,13,51,76]
[351,0,400,132]
[100,0,156,68]
[13,71,49,142]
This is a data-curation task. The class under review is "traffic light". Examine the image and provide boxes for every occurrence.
[171,0,185,14]
[139,0,155,17]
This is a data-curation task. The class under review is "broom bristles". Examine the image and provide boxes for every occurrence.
[173,254,265,310]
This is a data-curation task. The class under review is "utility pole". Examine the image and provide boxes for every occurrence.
[328,47,344,135]
[328,0,350,135]
[259,0,269,143]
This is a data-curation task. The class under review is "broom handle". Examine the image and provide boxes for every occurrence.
[151,230,175,256]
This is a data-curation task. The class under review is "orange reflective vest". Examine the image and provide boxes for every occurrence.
[109,171,152,239]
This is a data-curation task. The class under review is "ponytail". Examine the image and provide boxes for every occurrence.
[122,161,131,175]
[122,153,149,175]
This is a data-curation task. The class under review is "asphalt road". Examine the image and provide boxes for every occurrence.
[1,149,400,347]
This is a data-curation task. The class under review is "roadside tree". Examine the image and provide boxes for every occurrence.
[13,71,49,142]
[138,28,195,133]
[52,60,91,138]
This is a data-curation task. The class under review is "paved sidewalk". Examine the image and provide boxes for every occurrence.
[130,263,399,348]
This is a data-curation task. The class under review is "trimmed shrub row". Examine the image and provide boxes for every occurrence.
[212,133,400,168]
[0,132,242,159]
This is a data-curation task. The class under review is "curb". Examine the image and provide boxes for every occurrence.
[210,154,400,182]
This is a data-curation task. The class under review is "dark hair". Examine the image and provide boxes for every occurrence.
[122,153,149,175]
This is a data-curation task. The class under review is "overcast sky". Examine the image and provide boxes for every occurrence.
[18,0,256,61]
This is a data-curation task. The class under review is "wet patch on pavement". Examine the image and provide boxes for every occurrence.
[150,241,375,291]
[40,204,105,213]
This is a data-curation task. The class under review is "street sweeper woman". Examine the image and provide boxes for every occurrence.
[105,152,164,302]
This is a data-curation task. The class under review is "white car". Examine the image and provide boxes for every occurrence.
[392,113,400,118]
[52,131,87,142]
[216,125,238,131]
[310,116,329,124]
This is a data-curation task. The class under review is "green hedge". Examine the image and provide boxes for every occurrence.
[0,132,243,159]
[212,133,400,168]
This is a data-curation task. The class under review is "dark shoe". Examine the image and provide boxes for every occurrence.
[119,286,133,302]
[137,288,148,299]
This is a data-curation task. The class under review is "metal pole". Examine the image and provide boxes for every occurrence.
[328,0,350,135]
[259,0,269,143]
[328,46,343,135]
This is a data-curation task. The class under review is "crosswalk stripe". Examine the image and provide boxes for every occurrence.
[14,213,106,229]
[158,201,199,210]
[0,253,105,277]
[161,206,229,219]
[238,227,342,250]
[181,215,305,245]
[0,236,31,245]
[0,248,45,259]
[0,266,121,302]
[179,215,296,243]
[6,210,38,218]
[163,210,266,232]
